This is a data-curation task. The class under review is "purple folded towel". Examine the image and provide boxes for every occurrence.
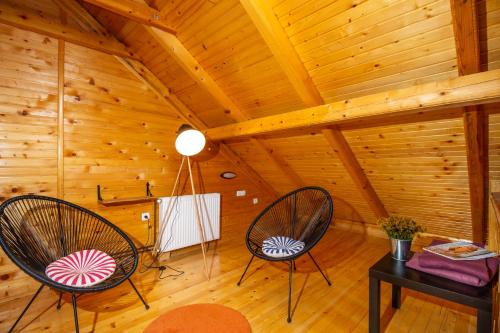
[406,241,499,287]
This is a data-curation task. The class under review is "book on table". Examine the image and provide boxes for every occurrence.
[423,241,498,261]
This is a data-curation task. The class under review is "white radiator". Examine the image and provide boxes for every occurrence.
[158,193,220,252]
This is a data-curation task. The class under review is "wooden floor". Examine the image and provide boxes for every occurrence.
[0,221,485,333]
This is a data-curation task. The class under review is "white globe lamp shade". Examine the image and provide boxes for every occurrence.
[175,127,206,156]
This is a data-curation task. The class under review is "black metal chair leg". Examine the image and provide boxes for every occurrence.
[307,252,331,286]
[71,293,79,333]
[293,260,297,271]
[127,278,150,310]
[237,254,255,286]
[56,292,63,309]
[8,285,44,333]
[287,260,293,323]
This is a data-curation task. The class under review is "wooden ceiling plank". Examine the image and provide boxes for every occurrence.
[52,0,109,36]
[115,57,207,130]
[145,26,251,122]
[450,0,488,242]
[203,69,500,140]
[0,1,138,59]
[323,127,389,219]
[250,137,305,187]
[81,0,177,34]
[118,58,279,198]
[239,0,323,107]
[145,25,303,192]
[47,0,279,199]
[240,0,388,219]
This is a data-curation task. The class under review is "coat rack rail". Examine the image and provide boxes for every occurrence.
[97,183,157,207]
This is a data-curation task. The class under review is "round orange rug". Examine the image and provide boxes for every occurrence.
[144,304,252,333]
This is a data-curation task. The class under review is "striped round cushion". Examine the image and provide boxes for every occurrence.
[45,249,116,287]
[262,236,305,258]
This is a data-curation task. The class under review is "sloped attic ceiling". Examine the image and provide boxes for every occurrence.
[9,0,497,240]
[80,0,500,241]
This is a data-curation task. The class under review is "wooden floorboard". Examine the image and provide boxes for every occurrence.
[0,222,481,332]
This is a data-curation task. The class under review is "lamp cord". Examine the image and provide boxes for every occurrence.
[139,159,185,279]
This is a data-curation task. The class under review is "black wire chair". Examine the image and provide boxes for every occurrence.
[0,195,149,333]
[237,186,334,322]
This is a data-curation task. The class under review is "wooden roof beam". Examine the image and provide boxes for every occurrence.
[450,0,488,242]
[250,138,305,188]
[146,27,252,122]
[323,128,389,218]
[81,0,176,34]
[204,69,500,140]
[117,58,279,199]
[145,26,303,192]
[240,0,387,218]
[44,0,278,199]
[0,1,138,59]
[239,0,323,107]
[115,58,207,130]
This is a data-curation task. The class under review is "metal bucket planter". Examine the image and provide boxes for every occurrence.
[390,238,412,261]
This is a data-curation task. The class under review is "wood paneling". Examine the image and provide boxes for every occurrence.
[228,133,379,224]
[491,113,500,184]
[0,0,138,59]
[81,0,177,34]
[0,23,59,201]
[344,118,473,239]
[176,0,305,119]
[2,0,500,330]
[322,128,389,219]
[0,23,59,328]
[115,57,279,199]
[62,41,271,244]
[239,0,387,221]
[490,182,500,254]
[204,69,500,140]
[239,0,323,107]
[88,0,306,122]
[0,24,272,326]
[271,0,459,102]
[482,0,500,70]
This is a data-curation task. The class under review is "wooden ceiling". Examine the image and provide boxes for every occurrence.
[1,0,499,241]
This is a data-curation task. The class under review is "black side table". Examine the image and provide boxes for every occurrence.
[369,252,498,333]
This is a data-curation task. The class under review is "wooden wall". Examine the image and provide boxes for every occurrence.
[83,0,500,240]
[483,0,499,70]
[491,113,500,183]
[345,119,473,239]
[0,23,271,325]
[228,134,377,224]
[225,115,479,240]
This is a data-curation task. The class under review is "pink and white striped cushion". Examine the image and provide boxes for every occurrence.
[45,249,116,287]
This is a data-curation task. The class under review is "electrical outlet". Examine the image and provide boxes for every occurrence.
[141,212,150,221]
[252,198,259,205]
[236,190,246,197]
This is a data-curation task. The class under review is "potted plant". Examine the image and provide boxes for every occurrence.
[377,215,425,261]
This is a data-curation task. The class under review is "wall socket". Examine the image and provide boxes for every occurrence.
[252,198,259,205]
[141,212,150,221]
[236,190,246,197]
